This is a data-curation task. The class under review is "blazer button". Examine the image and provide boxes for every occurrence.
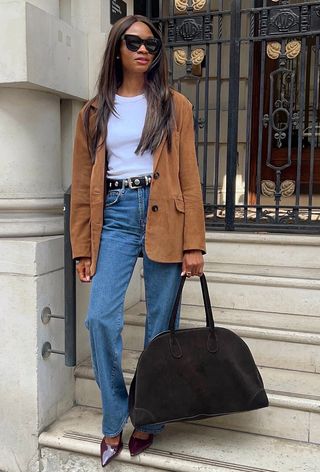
[154,171,160,179]
[152,205,158,212]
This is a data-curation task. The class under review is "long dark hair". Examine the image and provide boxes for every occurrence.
[83,15,174,162]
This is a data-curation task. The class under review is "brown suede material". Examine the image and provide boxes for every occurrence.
[70,90,206,276]
[129,275,269,427]
[129,327,269,427]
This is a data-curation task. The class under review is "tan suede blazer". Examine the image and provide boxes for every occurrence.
[70,89,206,276]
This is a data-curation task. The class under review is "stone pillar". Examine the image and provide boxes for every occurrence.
[0,88,63,237]
[0,83,69,471]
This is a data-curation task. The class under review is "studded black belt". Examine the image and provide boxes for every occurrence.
[106,174,153,191]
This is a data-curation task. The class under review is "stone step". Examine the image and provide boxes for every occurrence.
[140,269,320,317]
[126,301,320,336]
[75,349,320,401]
[197,262,320,280]
[38,405,320,472]
[74,352,320,444]
[204,232,320,269]
[123,311,320,374]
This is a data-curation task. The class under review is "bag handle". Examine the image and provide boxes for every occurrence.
[168,273,215,332]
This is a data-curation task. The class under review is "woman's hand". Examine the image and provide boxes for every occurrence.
[181,250,204,277]
[76,257,92,282]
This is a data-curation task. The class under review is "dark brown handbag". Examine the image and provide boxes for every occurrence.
[129,273,269,427]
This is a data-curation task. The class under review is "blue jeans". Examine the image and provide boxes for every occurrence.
[85,185,182,437]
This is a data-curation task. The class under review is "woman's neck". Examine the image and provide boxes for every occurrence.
[117,74,145,97]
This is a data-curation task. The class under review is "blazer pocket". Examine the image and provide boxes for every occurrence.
[174,198,185,213]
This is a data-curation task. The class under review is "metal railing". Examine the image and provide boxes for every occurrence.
[63,186,77,366]
[149,0,320,233]
[41,186,76,367]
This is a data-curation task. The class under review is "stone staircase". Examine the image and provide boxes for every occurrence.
[38,232,320,471]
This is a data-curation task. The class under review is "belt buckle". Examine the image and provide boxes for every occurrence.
[128,177,141,189]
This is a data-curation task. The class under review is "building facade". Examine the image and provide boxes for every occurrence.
[1,1,320,471]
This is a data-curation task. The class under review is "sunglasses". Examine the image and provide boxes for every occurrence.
[121,34,161,54]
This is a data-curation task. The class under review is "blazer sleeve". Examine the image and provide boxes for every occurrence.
[179,99,206,255]
[70,109,93,260]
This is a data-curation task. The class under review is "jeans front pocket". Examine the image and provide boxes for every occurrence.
[105,189,122,208]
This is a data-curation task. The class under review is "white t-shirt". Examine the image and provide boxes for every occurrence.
[106,93,153,179]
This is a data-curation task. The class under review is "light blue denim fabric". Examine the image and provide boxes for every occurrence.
[85,185,182,437]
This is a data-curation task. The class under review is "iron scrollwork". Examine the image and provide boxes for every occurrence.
[262,35,300,205]
[263,68,296,149]
[271,9,299,33]
[258,208,296,225]
[260,5,310,36]
[178,18,202,41]
[272,96,289,148]
[311,5,320,30]
[168,14,212,43]
[157,0,319,230]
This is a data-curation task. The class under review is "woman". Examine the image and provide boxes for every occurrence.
[70,14,206,467]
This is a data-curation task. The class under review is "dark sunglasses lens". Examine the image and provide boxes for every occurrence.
[125,37,142,52]
[124,35,161,54]
[145,39,160,53]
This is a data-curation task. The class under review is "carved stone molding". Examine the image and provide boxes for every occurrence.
[286,40,301,59]
[266,40,301,60]
[175,0,206,12]
[174,48,205,65]
[261,180,295,198]
[267,42,281,59]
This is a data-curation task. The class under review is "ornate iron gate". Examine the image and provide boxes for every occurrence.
[147,0,320,232]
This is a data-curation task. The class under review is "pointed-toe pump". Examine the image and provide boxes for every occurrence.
[128,430,154,456]
[100,432,123,467]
